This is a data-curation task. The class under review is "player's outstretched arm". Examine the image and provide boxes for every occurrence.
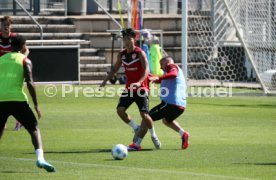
[23,58,41,119]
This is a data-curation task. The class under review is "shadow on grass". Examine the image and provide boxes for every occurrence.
[24,148,153,154]
[1,171,19,173]
[0,170,36,174]
[127,149,153,152]
[234,162,276,166]
[254,163,276,166]
[191,102,276,109]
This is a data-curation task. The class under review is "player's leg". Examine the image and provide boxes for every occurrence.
[131,91,161,149]
[14,121,22,131]
[13,102,56,172]
[14,121,23,131]
[162,119,183,133]
[140,111,161,149]
[132,101,167,145]
[117,106,131,123]
[162,106,189,149]
[117,90,139,131]
[163,119,189,149]
[0,102,10,139]
[135,91,152,129]
[132,117,146,142]
[0,116,9,139]
[127,114,146,151]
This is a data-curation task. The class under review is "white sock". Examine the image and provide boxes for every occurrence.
[128,120,138,130]
[179,128,185,137]
[36,149,45,161]
[149,127,157,138]
[134,138,143,146]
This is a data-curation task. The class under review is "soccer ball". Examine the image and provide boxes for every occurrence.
[111,144,128,160]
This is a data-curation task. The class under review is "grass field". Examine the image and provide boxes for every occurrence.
[0,85,275,180]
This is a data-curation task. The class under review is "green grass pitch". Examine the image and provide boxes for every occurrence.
[0,85,275,180]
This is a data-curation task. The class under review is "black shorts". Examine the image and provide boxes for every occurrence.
[117,90,149,112]
[0,101,38,131]
[149,101,184,122]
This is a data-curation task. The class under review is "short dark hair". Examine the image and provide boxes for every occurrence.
[1,16,13,25]
[121,28,136,38]
[11,35,26,52]
[160,56,174,63]
[160,56,173,61]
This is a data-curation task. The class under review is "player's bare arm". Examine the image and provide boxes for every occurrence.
[149,76,159,82]
[24,58,41,119]
[100,52,122,87]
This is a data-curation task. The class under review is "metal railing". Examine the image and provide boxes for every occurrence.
[0,0,214,16]
[0,0,32,14]
[14,0,44,41]
[0,0,186,16]
[94,0,122,30]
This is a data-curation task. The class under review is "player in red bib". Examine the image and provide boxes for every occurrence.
[0,17,16,56]
[120,46,150,92]
[101,28,161,150]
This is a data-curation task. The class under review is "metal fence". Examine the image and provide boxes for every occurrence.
[0,0,213,16]
[0,0,33,14]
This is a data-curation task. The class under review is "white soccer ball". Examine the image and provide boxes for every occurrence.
[111,144,128,160]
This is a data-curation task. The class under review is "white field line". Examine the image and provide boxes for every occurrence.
[0,156,258,180]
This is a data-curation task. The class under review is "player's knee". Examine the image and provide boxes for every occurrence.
[116,107,125,116]
[140,112,150,120]
[26,125,39,134]
[162,119,170,126]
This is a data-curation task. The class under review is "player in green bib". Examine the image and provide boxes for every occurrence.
[0,35,56,172]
